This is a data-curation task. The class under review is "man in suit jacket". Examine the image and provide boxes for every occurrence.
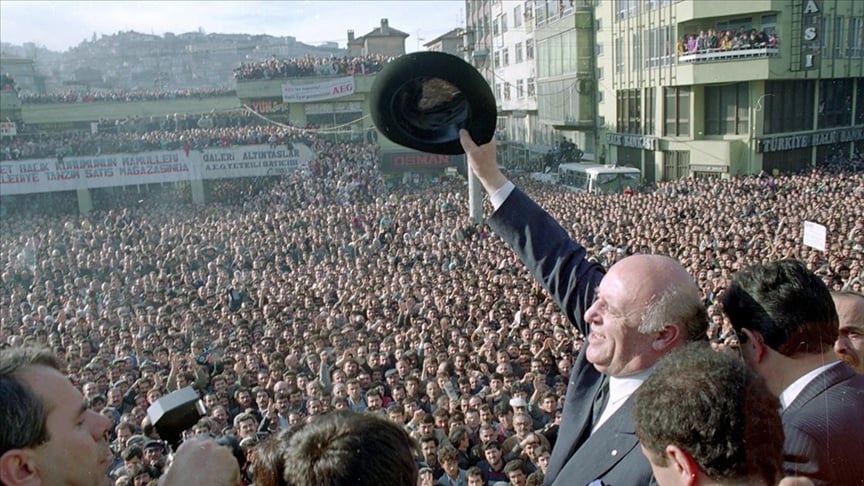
[722,260,864,486]
[459,130,708,486]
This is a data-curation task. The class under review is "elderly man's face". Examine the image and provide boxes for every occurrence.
[583,257,661,377]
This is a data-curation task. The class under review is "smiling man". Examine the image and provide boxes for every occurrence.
[460,130,707,486]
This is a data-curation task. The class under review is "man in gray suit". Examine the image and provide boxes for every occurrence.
[460,131,708,485]
[722,260,864,486]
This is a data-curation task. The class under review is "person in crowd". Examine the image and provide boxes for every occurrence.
[832,291,864,373]
[633,343,785,485]
[459,129,707,485]
[255,410,418,486]
[722,260,864,485]
[0,346,239,486]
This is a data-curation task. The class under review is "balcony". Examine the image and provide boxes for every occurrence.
[679,46,779,63]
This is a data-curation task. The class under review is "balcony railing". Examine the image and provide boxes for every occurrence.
[679,46,779,63]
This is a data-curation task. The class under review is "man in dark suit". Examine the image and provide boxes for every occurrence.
[722,260,864,486]
[459,130,708,486]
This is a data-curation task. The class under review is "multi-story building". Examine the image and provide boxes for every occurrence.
[346,19,409,57]
[423,28,466,56]
[533,0,598,155]
[596,0,864,182]
[466,1,541,166]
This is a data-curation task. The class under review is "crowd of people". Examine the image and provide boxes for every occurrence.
[232,54,394,81]
[16,86,236,104]
[0,111,319,161]
[1,124,863,485]
[679,27,779,56]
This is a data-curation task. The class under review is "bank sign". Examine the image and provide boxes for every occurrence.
[757,127,864,153]
[605,133,659,151]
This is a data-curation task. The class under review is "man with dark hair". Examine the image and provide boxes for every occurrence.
[832,291,864,374]
[503,459,528,486]
[722,260,864,485]
[633,344,784,485]
[437,444,468,486]
[477,441,507,484]
[1,346,239,486]
[278,411,418,486]
[460,129,707,486]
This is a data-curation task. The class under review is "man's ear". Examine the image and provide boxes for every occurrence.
[665,445,701,486]
[652,324,681,352]
[740,328,767,363]
[0,449,41,486]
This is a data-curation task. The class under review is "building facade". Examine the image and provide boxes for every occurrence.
[465,1,544,167]
[596,0,864,182]
[533,0,598,156]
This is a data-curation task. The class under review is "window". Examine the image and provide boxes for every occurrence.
[645,26,674,67]
[615,38,624,72]
[503,48,510,66]
[548,0,560,20]
[857,79,864,124]
[645,87,656,135]
[704,83,750,135]
[517,79,525,98]
[535,0,547,25]
[664,86,690,137]
[597,42,604,56]
[761,14,777,35]
[527,77,536,96]
[502,14,508,33]
[514,6,523,27]
[834,16,845,58]
[849,17,864,57]
[494,51,500,68]
[631,32,642,72]
[818,79,853,128]
[764,80,815,134]
[715,17,752,34]
[494,16,500,36]
[616,89,642,133]
[504,82,512,100]
[516,42,524,63]
[496,84,502,101]
[526,39,535,59]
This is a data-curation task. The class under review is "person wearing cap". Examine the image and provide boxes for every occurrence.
[501,412,549,463]
[459,130,708,486]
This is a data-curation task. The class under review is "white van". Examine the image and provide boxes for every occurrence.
[557,163,641,195]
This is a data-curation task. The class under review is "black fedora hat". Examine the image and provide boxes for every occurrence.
[369,52,497,155]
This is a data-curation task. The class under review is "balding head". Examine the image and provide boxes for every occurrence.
[583,255,707,377]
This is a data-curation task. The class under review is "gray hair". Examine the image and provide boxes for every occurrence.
[640,289,709,342]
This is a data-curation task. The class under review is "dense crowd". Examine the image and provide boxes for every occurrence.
[679,28,778,55]
[1,132,862,484]
[0,111,317,161]
[16,86,236,104]
[233,53,394,81]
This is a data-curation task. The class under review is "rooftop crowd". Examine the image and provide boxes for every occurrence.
[16,86,236,104]
[1,130,862,484]
[0,111,315,161]
[232,53,395,81]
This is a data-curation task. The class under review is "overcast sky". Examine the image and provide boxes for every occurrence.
[0,1,466,53]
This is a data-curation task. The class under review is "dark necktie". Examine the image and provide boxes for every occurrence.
[591,375,610,429]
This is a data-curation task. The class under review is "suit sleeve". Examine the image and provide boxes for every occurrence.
[488,187,605,337]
